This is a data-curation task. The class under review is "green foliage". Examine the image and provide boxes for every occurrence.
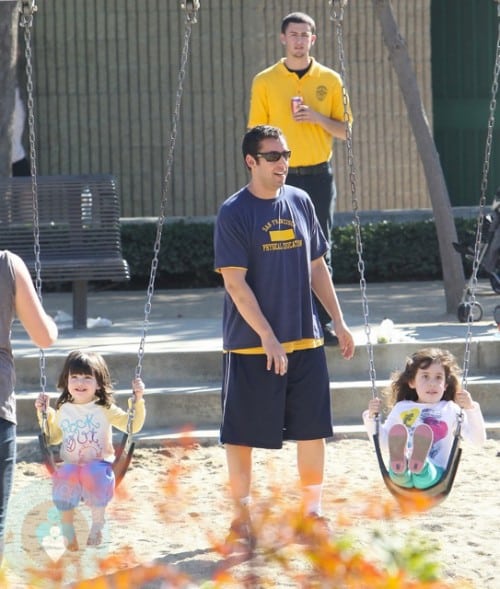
[332,220,443,282]
[370,528,443,583]
[121,220,222,289]
[120,217,480,289]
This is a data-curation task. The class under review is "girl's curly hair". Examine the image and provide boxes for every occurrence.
[383,347,461,408]
[55,350,114,409]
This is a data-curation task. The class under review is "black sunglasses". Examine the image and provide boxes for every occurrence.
[255,150,292,162]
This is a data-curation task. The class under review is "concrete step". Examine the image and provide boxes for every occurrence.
[13,338,500,392]
[16,377,500,435]
[16,420,500,465]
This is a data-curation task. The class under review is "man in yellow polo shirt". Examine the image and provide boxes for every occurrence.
[248,11,353,346]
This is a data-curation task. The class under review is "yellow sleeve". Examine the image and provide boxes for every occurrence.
[247,75,270,128]
[106,398,146,434]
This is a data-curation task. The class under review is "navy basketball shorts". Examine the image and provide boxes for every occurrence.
[220,346,333,449]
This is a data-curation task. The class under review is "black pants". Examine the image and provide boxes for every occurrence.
[286,168,336,326]
[12,158,30,177]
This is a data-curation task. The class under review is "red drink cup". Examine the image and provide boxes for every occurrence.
[291,96,303,114]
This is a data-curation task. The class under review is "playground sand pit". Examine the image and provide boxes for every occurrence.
[4,436,500,588]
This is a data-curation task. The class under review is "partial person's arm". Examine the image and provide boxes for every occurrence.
[220,267,288,375]
[310,257,354,359]
[12,253,58,348]
[293,107,350,140]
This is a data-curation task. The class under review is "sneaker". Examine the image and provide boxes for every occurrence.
[409,423,433,474]
[388,424,408,474]
[223,517,256,554]
[295,513,333,544]
[322,325,339,346]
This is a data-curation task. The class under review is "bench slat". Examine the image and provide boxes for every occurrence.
[0,174,130,329]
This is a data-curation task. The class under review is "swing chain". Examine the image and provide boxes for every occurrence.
[135,6,197,379]
[18,0,37,28]
[462,12,500,387]
[329,0,348,23]
[181,0,200,24]
[19,3,47,394]
[333,7,378,397]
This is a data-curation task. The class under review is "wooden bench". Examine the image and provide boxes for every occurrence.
[0,174,130,329]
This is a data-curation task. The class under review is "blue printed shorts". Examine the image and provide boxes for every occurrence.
[52,460,115,510]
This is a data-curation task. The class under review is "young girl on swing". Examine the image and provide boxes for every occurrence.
[35,350,146,550]
[363,347,486,489]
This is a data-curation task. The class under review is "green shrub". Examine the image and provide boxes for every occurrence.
[121,220,222,289]
[119,217,481,289]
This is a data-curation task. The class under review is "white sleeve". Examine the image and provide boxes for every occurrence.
[462,402,487,445]
[362,409,391,453]
[362,410,376,440]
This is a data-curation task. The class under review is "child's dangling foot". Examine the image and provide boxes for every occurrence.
[87,506,105,546]
[87,524,103,546]
[61,523,79,552]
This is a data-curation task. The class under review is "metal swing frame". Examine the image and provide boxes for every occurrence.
[330,0,499,508]
[20,0,200,484]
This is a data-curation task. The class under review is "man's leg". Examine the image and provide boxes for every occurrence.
[295,438,332,540]
[224,444,255,550]
[297,438,325,515]
[225,443,253,515]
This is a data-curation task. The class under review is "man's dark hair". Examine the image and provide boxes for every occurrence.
[281,12,316,35]
[242,125,285,164]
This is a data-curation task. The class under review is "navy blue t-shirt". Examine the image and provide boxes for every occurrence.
[214,184,328,352]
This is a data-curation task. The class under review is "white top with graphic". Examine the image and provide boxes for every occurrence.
[42,399,146,464]
[363,399,486,469]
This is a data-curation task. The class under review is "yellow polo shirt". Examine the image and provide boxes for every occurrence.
[248,58,352,167]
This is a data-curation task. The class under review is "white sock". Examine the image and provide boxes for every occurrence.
[302,484,323,516]
[238,495,251,507]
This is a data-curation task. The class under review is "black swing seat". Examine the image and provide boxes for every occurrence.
[112,433,135,487]
[38,429,135,487]
[373,430,463,509]
[38,431,58,476]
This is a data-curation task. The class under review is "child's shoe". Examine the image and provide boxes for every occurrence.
[409,423,433,474]
[388,424,408,474]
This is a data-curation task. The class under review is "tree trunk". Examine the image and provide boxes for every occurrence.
[0,5,18,177]
[372,0,465,314]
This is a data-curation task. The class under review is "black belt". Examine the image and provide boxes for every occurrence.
[287,162,331,176]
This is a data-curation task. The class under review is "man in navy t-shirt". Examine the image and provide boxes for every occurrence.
[214,125,355,552]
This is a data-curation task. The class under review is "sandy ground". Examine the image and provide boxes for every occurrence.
[3,436,500,588]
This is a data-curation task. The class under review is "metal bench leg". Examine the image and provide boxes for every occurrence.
[72,280,88,329]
